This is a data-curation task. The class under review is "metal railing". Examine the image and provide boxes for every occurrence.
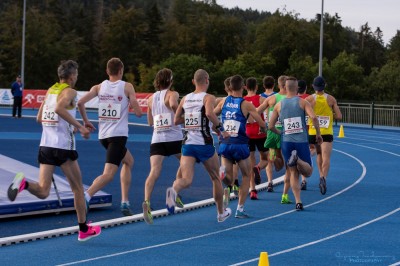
[338,102,400,128]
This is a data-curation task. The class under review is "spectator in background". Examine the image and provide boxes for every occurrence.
[11,74,23,118]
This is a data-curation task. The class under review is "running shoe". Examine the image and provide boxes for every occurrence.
[78,224,101,242]
[7,172,26,201]
[235,209,249,218]
[253,166,261,185]
[287,150,298,167]
[232,184,239,196]
[142,201,153,224]
[295,202,304,211]
[121,202,133,216]
[175,194,184,208]
[223,187,230,209]
[267,182,273,192]
[250,190,258,200]
[301,180,307,191]
[319,177,327,195]
[217,208,232,223]
[281,194,292,204]
[166,187,177,214]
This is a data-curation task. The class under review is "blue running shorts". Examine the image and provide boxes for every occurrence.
[182,144,215,163]
[218,143,250,163]
[281,141,312,167]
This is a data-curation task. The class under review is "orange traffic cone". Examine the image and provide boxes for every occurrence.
[338,125,345,138]
[258,252,270,266]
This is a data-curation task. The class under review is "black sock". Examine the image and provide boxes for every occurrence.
[79,222,88,232]
[24,182,29,190]
[234,179,239,186]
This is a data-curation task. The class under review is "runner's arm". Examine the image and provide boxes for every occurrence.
[330,96,342,120]
[77,85,99,131]
[174,96,185,125]
[268,103,281,135]
[36,91,50,123]
[56,88,90,139]
[147,95,153,126]
[125,83,142,117]
[245,101,266,132]
[304,100,323,144]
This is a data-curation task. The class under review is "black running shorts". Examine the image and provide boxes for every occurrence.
[99,136,128,166]
[38,146,78,167]
[150,140,182,157]
[308,134,333,144]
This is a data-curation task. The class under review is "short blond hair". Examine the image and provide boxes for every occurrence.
[278,75,287,88]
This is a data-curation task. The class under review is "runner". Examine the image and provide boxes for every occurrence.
[142,68,184,224]
[297,79,310,191]
[77,57,142,216]
[269,77,323,210]
[306,76,342,195]
[243,77,268,200]
[166,69,231,223]
[7,60,101,241]
[215,75,266,217]
[257,75,290,204]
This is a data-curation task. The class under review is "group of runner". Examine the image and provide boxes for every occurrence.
[6,58,342,241]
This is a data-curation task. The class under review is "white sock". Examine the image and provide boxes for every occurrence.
[84,191,91,202]
[237,205,244,212]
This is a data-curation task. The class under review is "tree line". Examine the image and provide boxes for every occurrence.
[0,0,399,103]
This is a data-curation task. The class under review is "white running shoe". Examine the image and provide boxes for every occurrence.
[218,208,232,223]
[166,187,177,214]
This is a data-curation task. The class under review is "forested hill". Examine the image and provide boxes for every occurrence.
[0,0,399,102]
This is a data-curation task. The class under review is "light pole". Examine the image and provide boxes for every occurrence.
[318,0,324,76]
[21,0,26,85]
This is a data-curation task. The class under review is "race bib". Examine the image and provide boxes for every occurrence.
[283,116,303,134]
[153,113,172,132]
[223,119,240,137]
[317,115,330,128]
[269,110,282,127]
[263,110,269,124]
[42,104,59,127]
[99,103,121,122]
[185,112,201,130]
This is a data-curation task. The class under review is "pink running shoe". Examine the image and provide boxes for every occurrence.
[78,224,101,242]
[8,172,26,201]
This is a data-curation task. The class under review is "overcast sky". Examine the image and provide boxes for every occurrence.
[216,0,399,45]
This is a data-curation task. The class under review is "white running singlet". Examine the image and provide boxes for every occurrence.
[98,80,129,139]
[40,83,76,150]
[151,89,183,144]
[182,92,213,145]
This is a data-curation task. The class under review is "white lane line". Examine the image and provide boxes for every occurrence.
[230,145,400,265]
[56,149,367,266]
[232,208,400,265]
[338,137,400,147]
[336,141,400,157]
